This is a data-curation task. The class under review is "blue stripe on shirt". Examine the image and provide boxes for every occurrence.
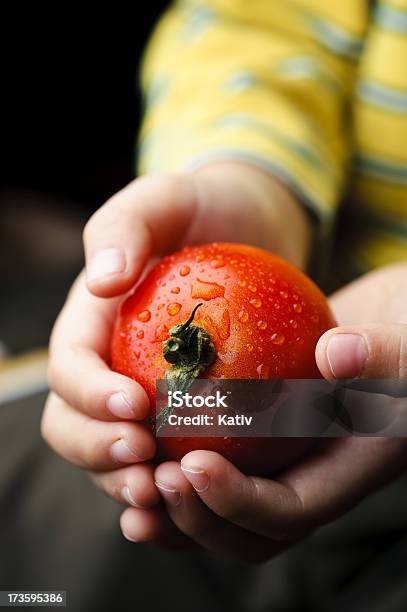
[357,80,407,113]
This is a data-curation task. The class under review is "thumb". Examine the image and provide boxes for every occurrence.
[84,173,197,298]
[316,324,407,379]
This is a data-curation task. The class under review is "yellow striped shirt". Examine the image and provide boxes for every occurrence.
[137,0,407,287]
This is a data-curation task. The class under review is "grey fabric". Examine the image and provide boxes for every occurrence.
[1,392,407,611]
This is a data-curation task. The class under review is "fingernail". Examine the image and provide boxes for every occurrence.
[327,334,367,379]
[122,531,138,543]
[87,248,126,282]
[110,439,140,463]
[107,392,135,419]
[180,465,209,492]
[154,481,181,507]
[121,485,143,508]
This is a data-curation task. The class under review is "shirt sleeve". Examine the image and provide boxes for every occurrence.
[137,0,364,267]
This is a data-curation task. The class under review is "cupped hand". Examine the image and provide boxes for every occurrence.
[120,263,407,560]
[42,163,310,512]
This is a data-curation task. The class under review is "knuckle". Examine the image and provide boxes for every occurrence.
[145,173,187,208]
[221,485,253,524]
[88,471,113,498]
[373,324,407,378]
[397,326,407,378]
[82,204,120,242]
[80,423,106,469]
[156,173,184,199]
[79,444,96,471]
[221,503,247,524]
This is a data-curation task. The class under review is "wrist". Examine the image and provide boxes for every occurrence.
[188,161,312,270]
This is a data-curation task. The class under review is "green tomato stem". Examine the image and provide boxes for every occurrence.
[157,303,216,431]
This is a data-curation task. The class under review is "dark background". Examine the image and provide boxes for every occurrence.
[1,4,168,354]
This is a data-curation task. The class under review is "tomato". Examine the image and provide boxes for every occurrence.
[110,242,336,475]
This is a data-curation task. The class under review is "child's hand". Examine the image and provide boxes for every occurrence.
[120,263,407,560]
[41,162,311,514]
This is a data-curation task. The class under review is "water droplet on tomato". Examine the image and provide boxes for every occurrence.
[136,330,144,339]
[280,291,288,299]
[167,302,181,316]
[311,313,320,323]
[195,253,205,262]
[218,309,231,340]
[179,265,190,277]
[137,310,151,322]
[248,284,257,293]
[171,286,180,294]
[249,297,262,308]
[119,331,126,338]
[271,333,285,345]
[238,279,246,288]
[293,303,302,313]
[247,343,254,352]
[289,319,298,328]
[210,259,225,269]
[238,308,249,323]
[191,278,225,300]
[155,324,169,341]
[257,320,267,330]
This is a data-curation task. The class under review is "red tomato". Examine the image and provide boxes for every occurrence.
[111,243,336,475]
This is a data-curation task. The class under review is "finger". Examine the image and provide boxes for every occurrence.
[84,173,198,297]
[328,262,407,326]
[180,451,305,541]
[120,506,197,550]
[48,273,150,421]
[279,437,407,527]
[89,463,160,508]
[316,323,407,380]
[181,439,407,540]
[154,461,286,562]
[41,393,155,470]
